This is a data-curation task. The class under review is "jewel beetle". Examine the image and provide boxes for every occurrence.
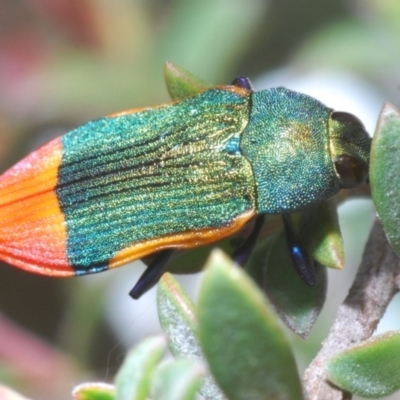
[0,75,371,298]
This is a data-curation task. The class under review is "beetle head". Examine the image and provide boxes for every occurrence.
[328,111,371,189]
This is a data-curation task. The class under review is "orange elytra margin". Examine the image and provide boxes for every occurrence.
[109,209,256,269]
[0,138,72,276]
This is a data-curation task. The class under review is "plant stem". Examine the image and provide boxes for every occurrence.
[303,218,400,400]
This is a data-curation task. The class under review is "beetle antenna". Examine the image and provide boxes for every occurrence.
[129,249,174,299]
[282,214,316,286]
[232,215,265,266]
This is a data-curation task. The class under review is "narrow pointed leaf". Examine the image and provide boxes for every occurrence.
[198,250,303,400]
[164,62,211,101]
[115,336,166,400]
[264,233,327,338]
[244,234,276,289]
[157,273,226,400]
[72,383,115,400]
[157,273,197,352]
[244,215,286,288]
[370,103,400,256]
[151,359,203,400]
[300,199,344,269]
[326,331,400,398]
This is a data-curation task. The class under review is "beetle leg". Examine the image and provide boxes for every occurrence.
[282,214,316,286]
[232,215,265,266]
[129,249,174,299]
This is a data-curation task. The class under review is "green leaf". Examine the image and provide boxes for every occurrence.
[326,331,400,398]
[72,383,115,400]
[157,273,226,400]
[370,103,400,256]
[244,234,276,289]
[197,250,303,400]
[114,336,166,400]
[300,199,344,269]
[164,61,211,101]
[264,233,327,338]
[151,359,203,400]
[157,273,198,346]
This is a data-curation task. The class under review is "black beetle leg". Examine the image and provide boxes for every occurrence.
[129,249,174,299]
[232,215,265,267]
[282,214,316,285]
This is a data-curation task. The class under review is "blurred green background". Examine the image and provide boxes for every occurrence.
[0,1,399,399]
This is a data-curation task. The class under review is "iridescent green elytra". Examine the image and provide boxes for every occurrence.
[57,86,254,273]
[0,77,371,298]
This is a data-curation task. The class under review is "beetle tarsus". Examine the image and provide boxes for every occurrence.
[232,215,265,266]
[282,214,316,286]
[129,249,174,299]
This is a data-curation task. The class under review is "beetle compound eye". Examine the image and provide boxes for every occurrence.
[334,155,369,189]
[331,111,365,129]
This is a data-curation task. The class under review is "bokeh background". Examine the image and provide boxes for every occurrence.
[0,1,399,399]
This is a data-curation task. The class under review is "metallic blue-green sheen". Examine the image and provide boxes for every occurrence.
[56,88,255,272]
[241,88,337,213]
[54,84,370,275]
